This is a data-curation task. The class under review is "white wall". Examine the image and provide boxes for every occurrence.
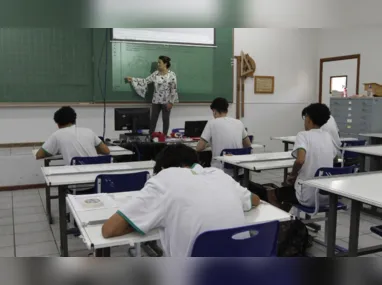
[317,27,382,95]
[0,28,320,187]
[234,28,319,150]
[0,105,212,144]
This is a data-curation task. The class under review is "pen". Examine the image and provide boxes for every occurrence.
[83,219,108,227]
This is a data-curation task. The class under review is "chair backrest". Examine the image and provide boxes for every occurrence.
[70,155,112,165]
[314,166,357,195]
[220,147,252,170]
[172,128,185,135]
[191,221,279,257]
[341,140,367,159]
[95,171,150,193]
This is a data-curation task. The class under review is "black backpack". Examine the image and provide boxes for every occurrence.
[277,219,312,257]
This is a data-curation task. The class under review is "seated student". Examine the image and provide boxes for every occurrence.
[268,103,337,211]
[196,97,252,171]
[302,107,341,150]
[36,106,110,164]
[102,144,260,257]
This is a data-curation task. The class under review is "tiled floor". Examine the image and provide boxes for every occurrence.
[0,169,381,257]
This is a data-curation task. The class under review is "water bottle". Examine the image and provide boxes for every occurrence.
[367,84,374,97]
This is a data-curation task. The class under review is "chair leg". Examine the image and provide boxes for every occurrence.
[305,214,322,232]
[324,212,329,244]
[312,212,347,254]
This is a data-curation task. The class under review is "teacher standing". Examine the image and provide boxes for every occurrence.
[125,55,179,135]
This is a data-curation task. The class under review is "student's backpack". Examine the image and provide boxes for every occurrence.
[277,219,311,257]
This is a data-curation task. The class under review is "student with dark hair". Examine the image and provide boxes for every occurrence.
[302,106,341,150]
[268,103,337,211]
[196,97,252,172]
[102,144,260,257]
[125,55,178,135]
[35,106,110,165]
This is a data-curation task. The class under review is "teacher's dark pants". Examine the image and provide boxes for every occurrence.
[150,103,171,135]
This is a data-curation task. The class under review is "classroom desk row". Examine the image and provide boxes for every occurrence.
[304,172,382,257]
[40,134,382,257]
[32,145,134,166]
[33,145,135,224]
[215,151,294,187]
[42,160,156,257]
[67,192,291,257]
[41,148,283,257]
[213,144,382,257]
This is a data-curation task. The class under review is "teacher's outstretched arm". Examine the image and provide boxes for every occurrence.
[124,73,155,98]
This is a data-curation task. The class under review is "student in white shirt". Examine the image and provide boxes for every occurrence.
[35,106,110,165]
[196,97,252,170]
[302,107,341,150]
[268,103,337,211]
[102,144,260,257]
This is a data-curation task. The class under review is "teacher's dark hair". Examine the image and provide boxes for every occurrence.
[154,144,198,174]
[210,97,229,113]
[159,55,171,68]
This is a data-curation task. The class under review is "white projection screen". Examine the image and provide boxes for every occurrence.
[111,28,215,46]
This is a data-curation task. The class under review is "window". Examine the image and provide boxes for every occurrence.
[111,28,216,47]
[330,75,347,94]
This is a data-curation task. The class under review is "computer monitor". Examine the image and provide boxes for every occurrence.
[184,121,208,138]
[114,108,151,133]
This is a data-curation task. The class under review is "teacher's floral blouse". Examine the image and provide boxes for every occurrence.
[131,70,179,104]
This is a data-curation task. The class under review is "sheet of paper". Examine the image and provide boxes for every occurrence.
[70,194,117,212]
[108,193,135,207]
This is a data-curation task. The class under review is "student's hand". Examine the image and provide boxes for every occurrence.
[251,194,261,207]
[124,77,132,83]
[166,103,173,111]
[286,174,296,185]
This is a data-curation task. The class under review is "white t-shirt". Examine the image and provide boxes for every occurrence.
[117,164,252,257]
[292,129,337,207]
[201,117,248,170]
[42,125,102,165]
[321,115,341,151]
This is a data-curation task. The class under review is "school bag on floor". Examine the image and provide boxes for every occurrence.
[277,219,312,257]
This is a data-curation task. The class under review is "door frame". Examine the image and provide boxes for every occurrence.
[319,54,361,103]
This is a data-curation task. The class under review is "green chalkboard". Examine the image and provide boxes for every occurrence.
[0,28,232,104]
[105,28,233,103]
[0,28,93,103]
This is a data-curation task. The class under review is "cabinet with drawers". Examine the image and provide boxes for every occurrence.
[330,97,382,136]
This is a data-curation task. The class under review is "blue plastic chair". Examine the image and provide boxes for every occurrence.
[294,166,357,253]
[370,225,382,237]
[95,171,150,193]
[295,166,356,216]
[341,140,367,167]
[191,221,279,257]
[69,155,113,195]
[172,128,184,135]
[70,155,112,165]
[220,147,252,170]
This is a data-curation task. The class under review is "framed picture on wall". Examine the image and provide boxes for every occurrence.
[254,76,274,94]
